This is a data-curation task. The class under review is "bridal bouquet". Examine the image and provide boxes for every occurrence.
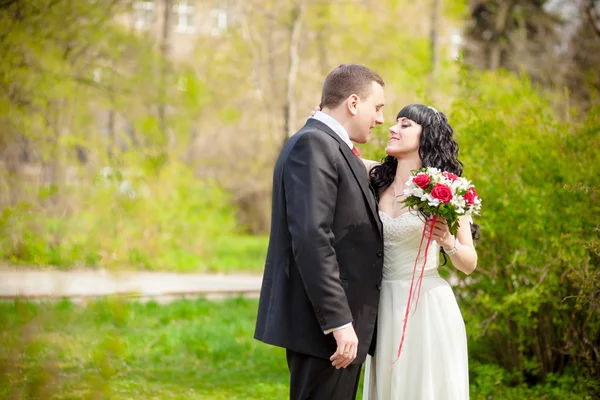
[401,167,482,235]
[394,167,481,363]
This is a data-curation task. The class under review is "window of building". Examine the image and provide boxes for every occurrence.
[133,0,154,31]
[210,8,228,36]
[174,0,195,34]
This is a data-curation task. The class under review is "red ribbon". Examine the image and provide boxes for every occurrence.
[393,215,437,364]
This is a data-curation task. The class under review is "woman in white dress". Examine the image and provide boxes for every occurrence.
[362,104,479,400]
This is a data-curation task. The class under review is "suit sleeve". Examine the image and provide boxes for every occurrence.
[283,133,353,331]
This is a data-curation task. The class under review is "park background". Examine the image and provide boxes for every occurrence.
[0,0,599,398]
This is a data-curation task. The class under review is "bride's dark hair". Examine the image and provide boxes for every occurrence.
[370,104,480,242]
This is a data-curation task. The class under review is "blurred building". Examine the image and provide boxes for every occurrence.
[93,1,234,152]
[120,0,232,60]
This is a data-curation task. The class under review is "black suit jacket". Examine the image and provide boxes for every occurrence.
[254,118,384,364]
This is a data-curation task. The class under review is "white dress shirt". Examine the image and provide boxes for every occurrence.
[311,111,353,150]
[310,110,354,335]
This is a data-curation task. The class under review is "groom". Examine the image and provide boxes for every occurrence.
[255,64,385,399]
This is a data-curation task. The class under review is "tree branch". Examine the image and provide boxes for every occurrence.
[587,0,600,39]
[489,0,517,70]
[283,1,306,146]
[0,0,18,10]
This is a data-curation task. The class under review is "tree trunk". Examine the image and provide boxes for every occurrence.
[587,0,600,39]
[0,134,23,207]
[159,0,173,151]
[316,6,330,77]
[45,102,66,207]
[265,11,281,145]
[489,0,515,71]
[427,0,442,101]
[283,2,306,148]
[430,0,441,76]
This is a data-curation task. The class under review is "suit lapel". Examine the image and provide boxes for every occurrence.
[339,145,383,238]
[305,119,383,239]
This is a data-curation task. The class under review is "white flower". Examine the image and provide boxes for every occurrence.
[426,169,443,183]
[404,187,424,198]
[422,193,440,207]
[450,197,466,209]
[466,201,482,215]
[451,178,470,193]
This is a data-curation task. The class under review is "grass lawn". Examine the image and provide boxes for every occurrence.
[0,297,288,399]
[204,235,268,273]
[0,297,595,399]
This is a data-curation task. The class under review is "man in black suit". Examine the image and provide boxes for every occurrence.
[255,64,385,399]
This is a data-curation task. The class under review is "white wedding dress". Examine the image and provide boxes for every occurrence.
[363,211,469,400]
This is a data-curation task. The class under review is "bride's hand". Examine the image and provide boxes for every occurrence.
[308,104,321,118]
[424,217,455,250]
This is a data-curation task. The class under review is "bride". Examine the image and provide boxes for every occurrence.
[362,104,479,400]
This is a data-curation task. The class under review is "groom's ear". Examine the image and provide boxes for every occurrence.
[347,94,360,116]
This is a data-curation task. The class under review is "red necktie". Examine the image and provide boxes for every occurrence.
[352,147,362,159]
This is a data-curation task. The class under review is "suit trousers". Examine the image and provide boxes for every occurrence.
[286,349,363,400]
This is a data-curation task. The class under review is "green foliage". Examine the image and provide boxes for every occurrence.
[0,298,592,399]
[0,0,271,273]
[0,298,288,399]
[448,67,600,392]
[470,361,594,400]
[0,162,267,272]
[444,0,470,20]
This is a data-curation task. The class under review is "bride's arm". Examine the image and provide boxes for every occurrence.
[362,159,380,175]
[427,215,478,275]
[448,216,478,275]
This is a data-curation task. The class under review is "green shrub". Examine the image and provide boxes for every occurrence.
[0,162,268,272]
[452,69,599,392]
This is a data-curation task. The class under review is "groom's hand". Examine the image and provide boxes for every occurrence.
[307,104,321,119]
[330,325,358,369]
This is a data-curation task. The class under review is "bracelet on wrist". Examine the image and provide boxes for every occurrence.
[443,239,459,256]
[444,246,458,256]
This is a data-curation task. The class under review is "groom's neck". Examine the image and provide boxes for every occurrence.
[321,107,354,140]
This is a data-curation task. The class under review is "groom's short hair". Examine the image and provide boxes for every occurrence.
[321,64,385,109]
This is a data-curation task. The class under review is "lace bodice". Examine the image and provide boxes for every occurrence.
[380,211,440,280]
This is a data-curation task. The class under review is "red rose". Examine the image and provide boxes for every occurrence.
[413,174,431,189]
[464,187,478,205]
[443,171,459,181]
[431,183,453,203]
